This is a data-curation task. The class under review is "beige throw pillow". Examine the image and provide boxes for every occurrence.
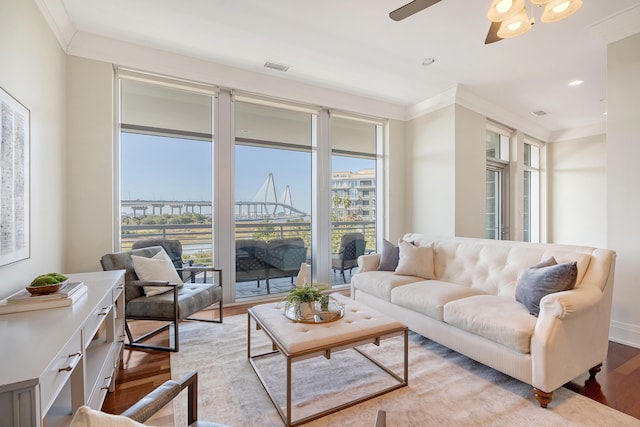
[394,240,435,280]
[71,405,146,426]
[131,249,183,297]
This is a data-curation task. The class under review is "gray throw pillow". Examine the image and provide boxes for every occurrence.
[377,239,399,271]
[516,257,577,317]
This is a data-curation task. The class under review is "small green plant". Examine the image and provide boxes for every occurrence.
[283,283,330,318]
[30,272,68,287]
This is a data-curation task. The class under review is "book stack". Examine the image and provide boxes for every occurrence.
[0,281,87,315]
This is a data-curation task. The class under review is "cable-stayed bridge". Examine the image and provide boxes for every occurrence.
[122,173,308,221]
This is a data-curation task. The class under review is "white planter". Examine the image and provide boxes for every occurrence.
[298,302,316,320]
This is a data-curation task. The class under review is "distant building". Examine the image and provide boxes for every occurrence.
[331,168,376,221]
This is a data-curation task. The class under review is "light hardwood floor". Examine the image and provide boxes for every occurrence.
[102,302,640,423]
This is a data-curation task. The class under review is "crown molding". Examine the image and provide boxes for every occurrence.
[590,4,640,44]
[34,0,76,50]
[454,85,551,142]
[404,87,457,121]
[548,122,607,143]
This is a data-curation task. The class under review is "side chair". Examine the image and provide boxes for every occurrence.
[100,246,223,352]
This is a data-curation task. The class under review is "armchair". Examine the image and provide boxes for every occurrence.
[100,246,223,352]
[332,232,366,283]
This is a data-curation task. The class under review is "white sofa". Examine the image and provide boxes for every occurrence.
[351,234,616,407]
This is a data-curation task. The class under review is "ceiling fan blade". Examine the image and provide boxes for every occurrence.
[389,0,442,21]
[484,21,503,44]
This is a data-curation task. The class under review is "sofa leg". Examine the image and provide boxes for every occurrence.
[589,363,603,377]
[533,388,553,408]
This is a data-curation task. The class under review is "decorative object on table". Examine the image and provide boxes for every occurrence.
[26,272,69,295]
[282,284,344,323]
[295,262,311,287]
[0,280,87,314]
[0,86,30,267]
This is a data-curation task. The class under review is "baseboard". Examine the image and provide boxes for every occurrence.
[609,320,640,349]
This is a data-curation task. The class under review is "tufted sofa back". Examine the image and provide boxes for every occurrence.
[402,234,614,299]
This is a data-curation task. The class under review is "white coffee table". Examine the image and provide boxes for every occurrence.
[247,293,408,426]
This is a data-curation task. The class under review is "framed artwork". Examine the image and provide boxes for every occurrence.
[0,87,30,266]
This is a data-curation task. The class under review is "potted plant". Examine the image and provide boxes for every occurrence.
[283,283,329,320]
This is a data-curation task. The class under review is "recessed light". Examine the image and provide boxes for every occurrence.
[568,80,583,86]
[422,57,436,66]
[531,110,547,117]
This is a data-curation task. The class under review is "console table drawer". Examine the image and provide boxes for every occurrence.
[84,293,114,343]
[40,329,83,413]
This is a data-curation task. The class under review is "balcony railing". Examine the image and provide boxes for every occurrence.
[121,220,377,263]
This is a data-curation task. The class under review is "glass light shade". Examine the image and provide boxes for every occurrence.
[487,0,526,23]
[541,0,582,23]
[497,8,532,38]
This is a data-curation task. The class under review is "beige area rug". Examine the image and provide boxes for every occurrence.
[171,314,640,427]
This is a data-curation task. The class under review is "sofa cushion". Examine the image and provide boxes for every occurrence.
[351,270,423,301]
[377,239,400,271]
[391,280,488,321]
[394,240,434,279]
[515,259,578,316]
[443,295,537,354]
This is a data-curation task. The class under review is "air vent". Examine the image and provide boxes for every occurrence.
[264,61,290,72]
[531,110,547,117]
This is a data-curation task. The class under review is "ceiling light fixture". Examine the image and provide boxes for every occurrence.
[487,0,582,40]
[568,79,583,86]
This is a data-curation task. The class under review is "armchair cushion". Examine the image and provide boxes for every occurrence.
[71,406,145,427]
[131,249,183,297]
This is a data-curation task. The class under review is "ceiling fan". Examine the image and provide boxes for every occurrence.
[390,0,583,45]
[389,0,503,44]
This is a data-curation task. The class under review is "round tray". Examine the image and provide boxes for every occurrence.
[283,300,345,324]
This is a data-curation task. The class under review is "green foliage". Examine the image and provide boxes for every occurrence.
[282,283,329,304]
[30,273,68,287]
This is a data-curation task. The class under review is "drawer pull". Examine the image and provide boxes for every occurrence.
[98,305,112,316]
[58,352,82,372]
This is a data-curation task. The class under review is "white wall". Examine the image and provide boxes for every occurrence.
[454,105,486,238]
[0,0,66,298]
[405,105,456,235]
[607,32,640,348]
[547,134,607,247]
[65,56,115,273]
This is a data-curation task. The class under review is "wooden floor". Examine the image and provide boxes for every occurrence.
[103,302,640,424]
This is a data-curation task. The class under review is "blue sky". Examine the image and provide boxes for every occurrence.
[121,133,373,214]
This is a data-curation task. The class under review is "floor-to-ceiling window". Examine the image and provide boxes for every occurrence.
[117,70,386,303]
[118,72,216,269]
[330,114,381,284]
[234,100,314,299]
[486,125,510,240]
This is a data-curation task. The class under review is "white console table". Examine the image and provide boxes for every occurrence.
[0,270,126,427]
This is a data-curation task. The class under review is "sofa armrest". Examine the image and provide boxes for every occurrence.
[357,253,381,273]
[539,283,603,320]
[531,283,610,392]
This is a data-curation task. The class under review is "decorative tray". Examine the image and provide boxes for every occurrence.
[283,298,345,324]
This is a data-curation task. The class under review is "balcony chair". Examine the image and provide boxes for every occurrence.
[332,232,366,283]
[100,246,223,352]
[71,371,230,426]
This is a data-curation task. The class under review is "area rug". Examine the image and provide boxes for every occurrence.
[171,314,639,426]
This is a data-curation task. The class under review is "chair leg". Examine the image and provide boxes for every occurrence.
[124,319,178,352]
